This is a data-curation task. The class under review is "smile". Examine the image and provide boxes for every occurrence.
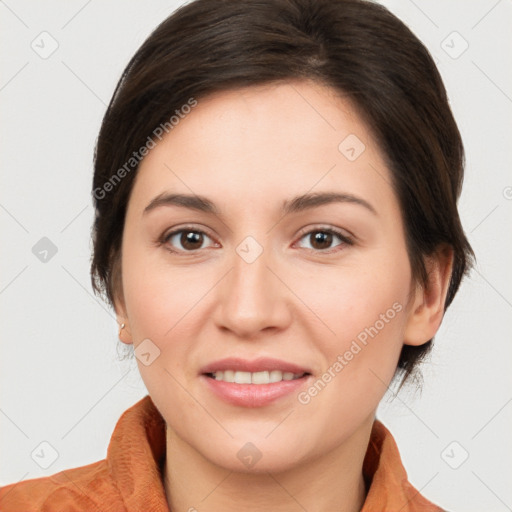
[207,370,307,384]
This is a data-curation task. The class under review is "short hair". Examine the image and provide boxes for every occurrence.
[91,0,474,386]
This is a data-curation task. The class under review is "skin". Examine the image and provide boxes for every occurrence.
[115,80,453,512]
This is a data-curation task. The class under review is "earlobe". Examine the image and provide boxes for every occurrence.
[115,300,133,345]
[114,291,133,345]
[403,246,454,347]
[118,320,133,345]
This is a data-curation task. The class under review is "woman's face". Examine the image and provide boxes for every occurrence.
[118,80,421,472]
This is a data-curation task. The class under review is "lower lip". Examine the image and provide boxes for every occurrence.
[201,374,310,408]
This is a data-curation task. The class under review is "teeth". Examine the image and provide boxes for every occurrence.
[234,371,252,384]
[269,370,282,383]
[252,371,270,384]
[211,370,305,384]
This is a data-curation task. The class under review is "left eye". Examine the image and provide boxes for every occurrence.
[296,229,351,252]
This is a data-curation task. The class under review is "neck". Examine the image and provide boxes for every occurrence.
[163,417,374,512]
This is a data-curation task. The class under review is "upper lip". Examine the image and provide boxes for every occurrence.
[200,357,311,375]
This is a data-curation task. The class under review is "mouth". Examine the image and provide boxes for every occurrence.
[199,357,312,407]
[205,370,309,384]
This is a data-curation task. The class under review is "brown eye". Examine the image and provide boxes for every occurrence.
[296,228,353,253]
[164,229,215,252]
[310,231,333,250]
[180,231,204,250]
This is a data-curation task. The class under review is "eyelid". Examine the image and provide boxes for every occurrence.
[295,224,354,240]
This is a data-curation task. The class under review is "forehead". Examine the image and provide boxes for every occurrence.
[162,80,373,162]
[130,80,397,220]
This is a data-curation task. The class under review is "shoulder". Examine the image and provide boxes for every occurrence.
[0,459,125,512]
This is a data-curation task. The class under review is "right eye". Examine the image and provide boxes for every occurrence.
[162,227,218,253]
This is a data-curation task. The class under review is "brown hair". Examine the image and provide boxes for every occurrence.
[91,0,474,386]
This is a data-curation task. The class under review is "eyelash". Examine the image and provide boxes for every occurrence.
[159,225,354,255]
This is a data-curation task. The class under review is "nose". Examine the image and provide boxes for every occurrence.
[212,241,293,339]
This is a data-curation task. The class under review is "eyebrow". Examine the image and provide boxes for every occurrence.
[143,191,377,217]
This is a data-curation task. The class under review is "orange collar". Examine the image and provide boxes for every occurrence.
[106,396,443,511]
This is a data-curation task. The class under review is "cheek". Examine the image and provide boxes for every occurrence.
[121,251,212,399]
[121,238,209,338]
[293,250,412,390]
[287,266,410,453]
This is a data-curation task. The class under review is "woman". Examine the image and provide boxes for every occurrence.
[0,0,473,510]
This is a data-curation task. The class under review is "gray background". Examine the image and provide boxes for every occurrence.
[1,1,511,510]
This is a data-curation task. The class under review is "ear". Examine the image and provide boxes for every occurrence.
[403,245,454,346]
[112,265,133,346]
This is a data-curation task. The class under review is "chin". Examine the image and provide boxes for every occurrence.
[197,435,313,475]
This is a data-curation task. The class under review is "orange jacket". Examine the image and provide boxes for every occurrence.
[0,396,444,511]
